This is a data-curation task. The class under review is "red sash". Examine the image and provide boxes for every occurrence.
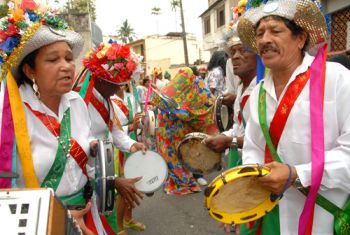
[264,70,310,163]
[111,98,129,118]
[238,95,250,125]
[25,103,88,175]
[90,94,113,132]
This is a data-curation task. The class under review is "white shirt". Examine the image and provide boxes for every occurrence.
[16,84,93,197]
[243,53,350,234]
[156,79,169,91]
[88,89,135,152]
[223,77,256,138]
[225,58,241,95]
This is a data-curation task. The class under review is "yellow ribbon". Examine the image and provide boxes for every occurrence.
[6,71,39,187]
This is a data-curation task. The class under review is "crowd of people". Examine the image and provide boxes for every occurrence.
[0,0,350,235]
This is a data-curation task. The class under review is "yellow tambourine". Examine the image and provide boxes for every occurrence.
[204,164,280,224]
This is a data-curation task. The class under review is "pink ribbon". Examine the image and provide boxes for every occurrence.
[0,84,15,188]
[298,44,327,235]
[143,85,152,112]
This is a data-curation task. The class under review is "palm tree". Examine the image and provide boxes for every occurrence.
[116,19,136,44]
[170,0,180,32]
[151,6,161,34]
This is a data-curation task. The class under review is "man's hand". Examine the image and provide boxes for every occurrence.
[258,161,297,195]
[204,135,232,153]
[69,202,94,235]
[129,112,143,132]
[130,142,147,154]
[222,93,236,107]
[115,177,144,208]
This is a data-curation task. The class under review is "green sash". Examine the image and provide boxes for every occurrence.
[258,83,350,235]
[228,146,241,168]
[41,109,71,191]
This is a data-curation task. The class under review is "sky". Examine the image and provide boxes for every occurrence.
[94,0,208,39]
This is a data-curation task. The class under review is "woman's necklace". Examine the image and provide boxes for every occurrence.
[40,101,72,158]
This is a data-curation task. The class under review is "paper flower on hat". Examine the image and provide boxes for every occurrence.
[228,0,248,30]
[83,42,138,84]
[0,0,69,72]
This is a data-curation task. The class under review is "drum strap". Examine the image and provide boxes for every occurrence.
[90,94,113,132]
[25,103,88,190]
[258,70,350,234]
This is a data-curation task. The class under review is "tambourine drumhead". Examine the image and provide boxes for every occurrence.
[124,150,168,193]
[204,164,279,224]
[177,132,222,175]
[214,96,234,132]
[150,88,179,110]
[95,140,115,215]
[142,110,155,136]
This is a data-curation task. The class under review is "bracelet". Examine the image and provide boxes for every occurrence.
[270,163,293,202]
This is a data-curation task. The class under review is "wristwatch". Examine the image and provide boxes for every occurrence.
[230,137,238,148]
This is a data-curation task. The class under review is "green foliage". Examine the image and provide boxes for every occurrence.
[151,6,161,15]
[0,4,9,18]
[61,0,96,21]
[116,19,136,44]
[164,71,171,79]
[170,0,179,11]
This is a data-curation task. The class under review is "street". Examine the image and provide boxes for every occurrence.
[128,171,233,235]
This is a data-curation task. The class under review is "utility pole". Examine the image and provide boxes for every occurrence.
[179,0,189,66]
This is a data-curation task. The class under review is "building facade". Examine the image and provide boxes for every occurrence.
[200,0,238,54]
[128,33,210,78]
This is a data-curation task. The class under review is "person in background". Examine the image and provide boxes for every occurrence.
[198,66,208,80]
[206,51,228,96]
[153,66,168,90]
[328,54,350,70]
[75,42,147,234]
[153,67,219,195]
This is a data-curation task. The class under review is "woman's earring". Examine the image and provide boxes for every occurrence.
[32,79,40,99]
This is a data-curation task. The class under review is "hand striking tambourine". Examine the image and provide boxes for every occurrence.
[214,95,234,132]
[95,140,115,216]
[177,132,222,175]
[124,150,168,194]
[204,164,280,224]
[150,88,179,111]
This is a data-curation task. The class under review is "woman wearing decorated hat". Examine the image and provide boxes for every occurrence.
[236,0,350,234]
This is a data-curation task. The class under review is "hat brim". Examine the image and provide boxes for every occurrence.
[12,25,84,78]
[237,0,328,53]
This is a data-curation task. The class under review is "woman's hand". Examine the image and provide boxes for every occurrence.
[130,142,147,154]
[69,202,94,235]
[204,135,232,153]
[222,93,236,107]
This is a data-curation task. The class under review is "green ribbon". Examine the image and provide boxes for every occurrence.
[78,70,91,98]
[258,83,350,235]
[41,108,71,192]
[228,146,241,168]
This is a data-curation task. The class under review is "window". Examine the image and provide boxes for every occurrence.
[217,7,225,28]
[204,16,211,35]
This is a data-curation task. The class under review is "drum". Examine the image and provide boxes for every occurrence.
[95,140,115,216]
[214,95,234,132]
[177,132,222,175]
[204,164,280,224]
[150,88,179,111]
[123,150,168,194]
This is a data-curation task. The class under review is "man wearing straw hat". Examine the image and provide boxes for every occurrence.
[237,0,350,234]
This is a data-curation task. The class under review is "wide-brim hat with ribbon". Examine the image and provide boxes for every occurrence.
[237,0,328,53]
[0,0,84,79]
[82,42,138,85]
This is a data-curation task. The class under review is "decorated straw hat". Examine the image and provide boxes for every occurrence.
[237,0,328,53]
[82,42,138,85]
[152,66,162,77]
[0,0,84,79]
